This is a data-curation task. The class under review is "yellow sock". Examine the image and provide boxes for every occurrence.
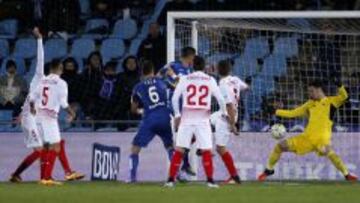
[327,150,349,176]
[266,144,282,170]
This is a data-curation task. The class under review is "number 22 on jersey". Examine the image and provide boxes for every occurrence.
[186,84,209,107]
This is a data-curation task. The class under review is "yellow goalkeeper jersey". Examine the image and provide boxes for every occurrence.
[275,86,348,145]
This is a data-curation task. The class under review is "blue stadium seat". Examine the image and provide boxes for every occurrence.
[206,52,233,65]
[100,38,125,61]
[112,18,138,39]
[233,55,258,78]
[70,38,95,59]
[1,57,26,75]
[44,39,67,62]
[260,54,287,77]
[251,75,275,96]
[198,37,211,56]
[273,37,299,58]
[0,110,12,131]
[244,92,262,116]
[116,58,125,73]
[13,38,37,59]
[0,19,18,39]
[0,39,9,59]
[129,38,143,55]
[83,18,109,39]
[244,37,269,59]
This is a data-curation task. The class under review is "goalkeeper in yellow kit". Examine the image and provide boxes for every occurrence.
[258,80,358,181]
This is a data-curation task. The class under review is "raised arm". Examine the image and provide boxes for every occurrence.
[275,102,309,118]
[33,27,44,77]
[329,85,348,108]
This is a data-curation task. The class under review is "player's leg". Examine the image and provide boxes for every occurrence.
[257,139,290,181]
[258,134,313,181]
[156,121,174,161]
[197,123,218,187]
[10,147,42,183]
[59,139,85,181]
[165,124,193,186]
[10,117,44,182]
[214,118,240,184]
[39,119,63,185]
[320,146,358,181]
[129,123,155,183]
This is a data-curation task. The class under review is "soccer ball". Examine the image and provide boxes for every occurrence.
[270,124,287,140]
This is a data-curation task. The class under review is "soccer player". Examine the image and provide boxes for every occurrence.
[30,59,77,186]
[158,46,196,177]
[210,60,249,184]
[258,80,358,181]
[165,56,227,188]
[9,28,84,183]
[128,61,174,183]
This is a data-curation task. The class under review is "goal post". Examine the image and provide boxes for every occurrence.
[167,11,360,181]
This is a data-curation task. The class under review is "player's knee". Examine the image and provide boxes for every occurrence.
[131,145,141,154]
[216,146,226,155]
[175,147,185,154]
[277,141,288,152]
[320,146,332,157]
[53,143,61,153]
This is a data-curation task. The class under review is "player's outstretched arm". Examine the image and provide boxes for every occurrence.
[171,77,184,131]
[275,102,309,118]
[33,27,44,77]
[330,86,349,108]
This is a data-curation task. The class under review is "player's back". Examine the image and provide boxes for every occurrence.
[35,74,68,117]
[175,71,218,123]
[133,77,170,119]
[219,75,248,109]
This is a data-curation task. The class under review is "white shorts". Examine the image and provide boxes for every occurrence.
[37,116,61,144]
[176,121,212,150]
[21,114,43,148]
[211,112,231,147]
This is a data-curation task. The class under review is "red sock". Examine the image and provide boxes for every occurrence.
[221,151,238,177]
[44,150,57,180]
[168,150,183,181]
[13,150,41,176]
[40,149,48,180]
[58,140,72,174]
[202,150,214,181]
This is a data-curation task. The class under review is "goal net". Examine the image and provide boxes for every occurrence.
[168,12,360,180]
[168,12,360,133]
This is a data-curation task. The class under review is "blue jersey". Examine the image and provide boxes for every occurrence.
[132,77,170,118]
[158,61,192,91]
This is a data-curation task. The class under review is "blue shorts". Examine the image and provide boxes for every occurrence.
[132,114,173,148]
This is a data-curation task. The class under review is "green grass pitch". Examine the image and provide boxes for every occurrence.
[0,181,359,203]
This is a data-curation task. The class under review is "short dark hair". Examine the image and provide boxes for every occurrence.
[6,60,16,70]
[50,58,62,72]
[142,60,154,75]
[308,80,324,90]
[217,60,232,76]
[181,46,196,58]
[104,61,117,71]
[193,56,205,71]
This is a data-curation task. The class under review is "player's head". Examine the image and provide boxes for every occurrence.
[193,56,205,71]
[180,46,196,64]
[308,80,325,100]
[217,60,232,77]
[142,60,155,77]
[49,58,64,75]
[6,60,17,75]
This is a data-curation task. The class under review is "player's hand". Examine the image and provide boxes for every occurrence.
[166,67,176,78]
[230,124,239,136]
[174,117,181,132]
[33,27,42,39]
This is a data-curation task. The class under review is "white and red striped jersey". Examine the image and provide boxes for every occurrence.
[172,71,227,123]
[21,39,44,116]
[30,74,69,118]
